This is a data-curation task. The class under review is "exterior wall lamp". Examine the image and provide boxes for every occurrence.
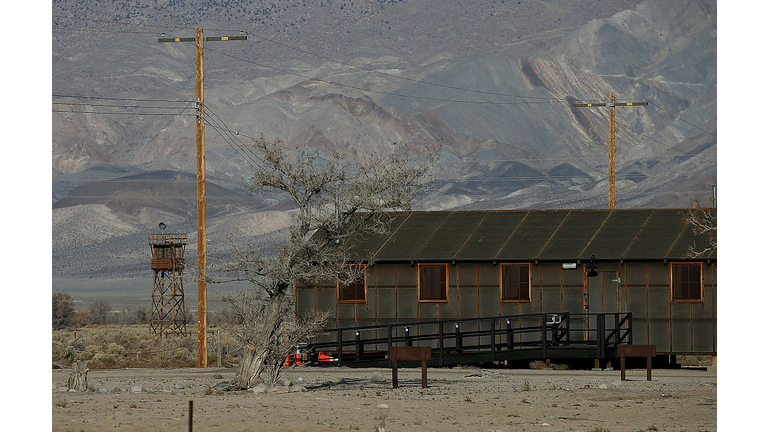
[586,254,598,278]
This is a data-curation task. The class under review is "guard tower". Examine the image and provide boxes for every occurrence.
[149,224,188,336]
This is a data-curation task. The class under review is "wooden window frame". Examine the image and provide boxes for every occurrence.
[417,263,449,303]
[499,262,532,303]
[336,264,368,303]
[670,262,704,302]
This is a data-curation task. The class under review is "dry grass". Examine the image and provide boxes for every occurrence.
[52,324,240,369]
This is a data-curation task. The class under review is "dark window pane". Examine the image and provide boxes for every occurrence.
[672,263,701,300]
[338,266,366,302]
[420,265,447,300]
[502,264,530,301]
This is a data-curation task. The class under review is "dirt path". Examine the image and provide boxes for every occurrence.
[52,366,716,431]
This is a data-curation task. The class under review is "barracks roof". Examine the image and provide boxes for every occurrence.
[341,209,716,263]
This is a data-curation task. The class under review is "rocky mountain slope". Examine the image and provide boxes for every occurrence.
[52,0,716,280]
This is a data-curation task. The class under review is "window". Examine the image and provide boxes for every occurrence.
[671,262,703,301]
[337,264,367,303]
[500,263,531,302]
[418,263,448,302]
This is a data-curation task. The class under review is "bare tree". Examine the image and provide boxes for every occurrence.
[683,194,717,258]
[53,293,75,330]
[89,301,113,325]
[219,289,329,387]
[212,139,438,389]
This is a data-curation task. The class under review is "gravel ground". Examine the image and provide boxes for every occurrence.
[52,365,716,431]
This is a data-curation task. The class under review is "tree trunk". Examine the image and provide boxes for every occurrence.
[67,361,89,391]
[234,291,285,389]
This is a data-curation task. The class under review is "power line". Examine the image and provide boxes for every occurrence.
[205,46,567,107]
[51,15,716,140]
[53,94,193,104]
[53,101,195,110]
[247,33,565,103]
[200,103,267,171]
[52,95,196,116]
[614,119,716,164]
[52,109,192,117]
[53,14,563,103]
[646,99,717,138]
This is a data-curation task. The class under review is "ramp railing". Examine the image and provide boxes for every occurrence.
[306,312,632,366]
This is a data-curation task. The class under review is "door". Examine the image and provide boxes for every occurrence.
[584,266,622,345]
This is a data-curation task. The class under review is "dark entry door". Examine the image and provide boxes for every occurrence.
[587,268,621,315]
[584,266,622,346]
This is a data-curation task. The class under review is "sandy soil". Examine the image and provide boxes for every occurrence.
[52,365,716,432]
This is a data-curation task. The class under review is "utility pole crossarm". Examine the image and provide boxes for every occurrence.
[159,35,247,43]
[572,95,647,209]
[157,28,246,369]
[572,101,647,107]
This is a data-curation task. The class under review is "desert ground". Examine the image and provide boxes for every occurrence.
[52,364,716,432]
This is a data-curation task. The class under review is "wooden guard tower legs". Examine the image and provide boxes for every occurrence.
[149,234,188,337]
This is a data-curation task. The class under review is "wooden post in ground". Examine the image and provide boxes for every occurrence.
[67,361,89,391]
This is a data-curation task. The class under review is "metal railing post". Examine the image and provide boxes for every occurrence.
[597,314,606,359]
[438,322,444,366]
[541,314,548,359]
[337,328,343,366]
[506,319,513,350]
[355,331,362,361]
[455,323,463,354]
[490,318,496,361]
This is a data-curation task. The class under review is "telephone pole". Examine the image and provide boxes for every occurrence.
[159,28,246,368]
[573,94,647,209]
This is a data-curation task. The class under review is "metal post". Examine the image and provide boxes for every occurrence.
[355,331,362,361]
[336,329,343,366]
[438,322,444,366]
[490,319,496,361]
[541,314,548,359]
[455,323,463,354]
[597,314,606,359]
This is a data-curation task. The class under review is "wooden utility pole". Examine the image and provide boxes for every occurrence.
[573,94,647,209]
[159,28,246,368]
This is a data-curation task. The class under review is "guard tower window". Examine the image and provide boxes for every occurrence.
[671,262,703,301]
[500,263,531,302]
[337,264,367,303]
[418,263,448,302]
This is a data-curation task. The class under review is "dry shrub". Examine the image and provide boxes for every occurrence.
[528,360,569,370]
[52,324,198,369]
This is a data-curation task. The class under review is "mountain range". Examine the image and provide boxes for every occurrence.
[52,0,716,283]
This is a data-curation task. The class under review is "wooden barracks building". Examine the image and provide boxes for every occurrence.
[295,209,716,363]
